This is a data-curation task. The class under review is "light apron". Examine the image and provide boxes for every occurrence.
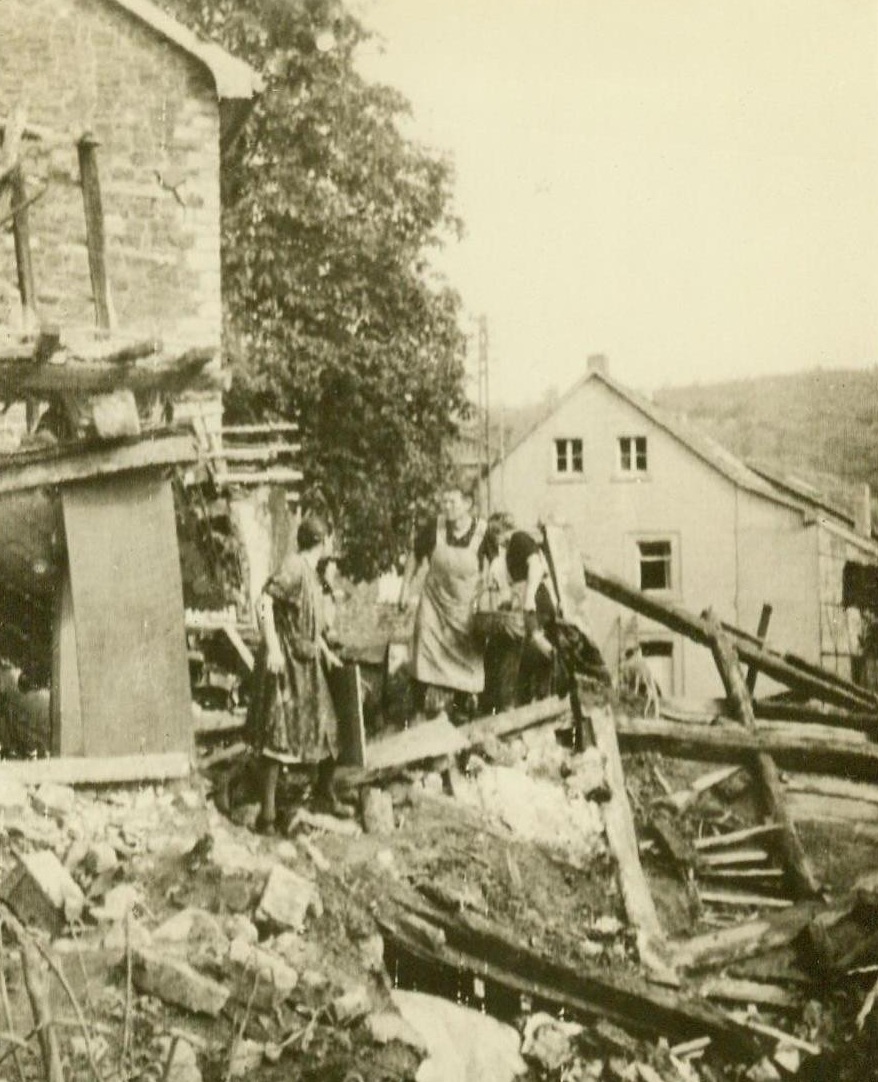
[412,515,485,694]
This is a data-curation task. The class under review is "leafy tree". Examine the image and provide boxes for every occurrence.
[163,0,469,578]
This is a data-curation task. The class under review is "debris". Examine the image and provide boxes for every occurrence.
[157,1035,202,1082]
[565,746,610,801]
[699,977,799,1010]
[361,787,395,834]
[132,948,230,1016]
[31,783,76,820]
[332,985,371,1024]
[255,864,323,931]
[225,1038,264,1078]
[521,1012,583,1072]
[366,1009,428,1051]
[391,989,527,1082]
[0,849,85,934]
[657,765,742,813]
[90,883,143,923]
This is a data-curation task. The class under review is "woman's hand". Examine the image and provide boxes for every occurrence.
[266,645,285,674]
[322,641,343,670]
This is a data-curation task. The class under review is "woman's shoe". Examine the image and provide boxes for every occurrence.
[311,791,355,820]
[254,813,277,837]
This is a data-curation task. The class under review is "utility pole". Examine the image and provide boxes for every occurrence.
[477,315,491,515]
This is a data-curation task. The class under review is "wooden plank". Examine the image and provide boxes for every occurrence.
[700,890,793,909]
[384,895,763,1059]
[202,445,301,463]
[707,612,819,900]
[745,604,773,696]
[614,717,878,784]
[0,434,196,495]
[77,134,112,329]
[10,165,36,329]
[0,753,190,786]
[592,707,675,981]
[671,900,830,972]
[461,696,570,743]
[62,474,192,758]
[699,977,798,1010]
[786,791,878,825]
[754,701,878,736]
[50,570,82,757]
[223,467,303,486]
[583,564,878,711]
[331,663,367,768]
[700,848,771,867]
[695,824,782,852]
[223,422,299,435]
[338,716,468,789]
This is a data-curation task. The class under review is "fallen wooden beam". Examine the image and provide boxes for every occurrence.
[671,899,833,972]
[700,890,793,910]
[0,752,190,786]
[699,977,799,1011]
[583,564,878,712]
[337,715,468,790]
[382,893,765,1061]
[700,849,771,867]
[754,700,878,737]
[695,824,782,852]
[614,717,878,784]
[462,695,570,744]
[592,706,675,981]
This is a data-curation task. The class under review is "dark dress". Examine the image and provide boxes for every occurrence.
[246,551,339,764]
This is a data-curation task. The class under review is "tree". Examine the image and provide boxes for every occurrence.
[163,0,469,578]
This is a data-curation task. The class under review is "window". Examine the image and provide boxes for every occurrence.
[619,436,648,473]
[638,540,672,591]
[554,438,583,474]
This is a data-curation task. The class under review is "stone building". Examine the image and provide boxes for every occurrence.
[0,0,262,430]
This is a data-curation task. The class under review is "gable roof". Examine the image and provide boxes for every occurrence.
[498,367,847,521]
[107,0,263,99]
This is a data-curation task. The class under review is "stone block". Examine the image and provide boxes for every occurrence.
[256,865,322,931]
[132,949,229,1016]
[361,788,395,834]
[0,849,85,935]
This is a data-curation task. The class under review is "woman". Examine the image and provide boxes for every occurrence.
[398,482,488,720]
[481,514,558,712]
[247,512,348,833]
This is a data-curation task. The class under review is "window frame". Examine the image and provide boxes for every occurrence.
[552,437,584,478]
[631,535,679,595]
[618,435,649,476]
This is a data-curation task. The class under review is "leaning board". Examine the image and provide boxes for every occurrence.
[61,472,192,758]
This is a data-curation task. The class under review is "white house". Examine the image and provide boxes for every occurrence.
[489,356,878,700]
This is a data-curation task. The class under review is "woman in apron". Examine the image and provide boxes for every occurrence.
[399,483,487,720]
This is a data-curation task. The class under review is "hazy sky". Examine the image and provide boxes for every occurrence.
[356,0,878,405]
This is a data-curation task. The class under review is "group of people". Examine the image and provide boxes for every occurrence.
[398,479,561,722]
[244,480,561,833]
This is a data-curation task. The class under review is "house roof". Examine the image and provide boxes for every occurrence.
[498,367,863,527]
[107,0,263,99]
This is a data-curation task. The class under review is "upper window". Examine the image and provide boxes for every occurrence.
[554,438,583,475]
[619,436,648,474]
[638,540,672,591]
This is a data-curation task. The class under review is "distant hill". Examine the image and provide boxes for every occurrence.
[653,368,878,518]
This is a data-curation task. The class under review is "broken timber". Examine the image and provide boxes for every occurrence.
[583,564,878,713]
[613,717,878,784]
[382,892,765,1061]
[591,705,675,981]
[705,612,820,900]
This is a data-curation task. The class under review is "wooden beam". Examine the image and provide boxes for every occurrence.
[77,134,112,329]
[223,422,299,435]
[753,700,878,736]
[592,706,675,981]
[671,898,831,972]
[0,752,190,786]
[745,604,773,696]
[461,695,570,743]
[705,612,821,900]
[384,894,764,1060]
[0,433,196,495]
[583,564,878,712]
[0,346,214,397]
[222,467,304,486]
[9,165,36,329]
[614,716,878,784]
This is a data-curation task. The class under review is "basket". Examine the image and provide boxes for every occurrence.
[471,608,526,644]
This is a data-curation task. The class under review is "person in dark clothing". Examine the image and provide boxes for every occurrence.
[480,515,558,713]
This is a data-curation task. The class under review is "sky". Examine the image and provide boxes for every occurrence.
[355,0,878,405]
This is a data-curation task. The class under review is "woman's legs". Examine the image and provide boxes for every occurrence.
[312,758,354,818]
[258,757,281,834]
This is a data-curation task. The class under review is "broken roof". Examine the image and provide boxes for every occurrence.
[107,0,263,100]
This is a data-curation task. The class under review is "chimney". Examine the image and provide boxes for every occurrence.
[856,482,872,538]
[587,353,608,377]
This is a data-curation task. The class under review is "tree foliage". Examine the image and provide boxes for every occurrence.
[163,0,469,578]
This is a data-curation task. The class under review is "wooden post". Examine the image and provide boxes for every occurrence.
[77,134,112,330]
[745,603,773,696]
[704,610,821,900]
